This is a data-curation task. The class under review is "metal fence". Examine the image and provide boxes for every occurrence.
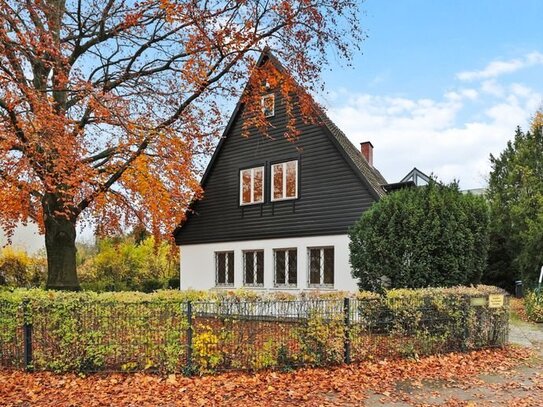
[0,296,509,374]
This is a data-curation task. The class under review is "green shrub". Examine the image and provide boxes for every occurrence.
[0,248,46,287]
[349,180,490,291]
[78,236,178,292]
[168,277,180,289]
[524,290,543,322]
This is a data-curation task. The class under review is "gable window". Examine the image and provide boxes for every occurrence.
[274,248,297,287]
[243,250,264,286]
[308,247,334,287]
[261,94,275,117]
[215,251,234,286]
[271,160,298,201]
[240,166,264,205]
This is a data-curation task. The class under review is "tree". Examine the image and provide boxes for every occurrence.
[486,114,543,289]
[349,181,489,292]
[0,0,362,289]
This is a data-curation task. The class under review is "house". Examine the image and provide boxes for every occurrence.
[174,51,387,292]
[0,223,44,255]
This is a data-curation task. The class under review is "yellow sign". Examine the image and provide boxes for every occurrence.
[488,294,505,308]
[470,297,487,306]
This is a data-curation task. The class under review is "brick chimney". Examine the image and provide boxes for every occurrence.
[360,141,373,167]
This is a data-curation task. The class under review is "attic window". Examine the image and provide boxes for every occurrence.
[261,94,275,117]
[240,166,264,205]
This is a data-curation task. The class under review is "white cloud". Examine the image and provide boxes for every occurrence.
[326,69,541,190]
[456,52,543,81]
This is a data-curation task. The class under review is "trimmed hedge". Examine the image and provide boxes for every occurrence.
[0,286,509,374]
[349,181,489,291]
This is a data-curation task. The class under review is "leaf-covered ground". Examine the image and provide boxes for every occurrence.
[1,347,539,406]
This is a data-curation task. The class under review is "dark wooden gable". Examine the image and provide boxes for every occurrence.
[174,54,386,245]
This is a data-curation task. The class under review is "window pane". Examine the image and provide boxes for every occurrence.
[323,248,334,285]
[227,252,234,284]
[262,94,274,117]
[286,161,297,198]
[241,170,251,204]
[244,252,254,284]
[309,249,321,285]
[216,253,225,284]
[254,167,263,202]
[273,164,283,200]
[256,251,264,284]
[275,251,286,285]
[288,250,297,285]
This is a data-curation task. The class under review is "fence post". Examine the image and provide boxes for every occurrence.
[343,297,351,364]
[22,299,33,371]
[185,301,193,375]
[461,296,469,352]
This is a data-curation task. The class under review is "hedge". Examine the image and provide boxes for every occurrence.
[0,286,509,374]
[524,290,543,322]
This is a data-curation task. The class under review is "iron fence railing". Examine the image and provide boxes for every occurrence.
[0,296,509,374]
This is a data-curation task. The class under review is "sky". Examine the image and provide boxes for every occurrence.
[320,0,543,189]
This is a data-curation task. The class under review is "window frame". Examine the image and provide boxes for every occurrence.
[215,251,234,287]
[243,250,265,287]
[273,248,298,288]
[307,246,335,288]
[271,160,298,202]
[261,93,275,117]
[239,165,265,206]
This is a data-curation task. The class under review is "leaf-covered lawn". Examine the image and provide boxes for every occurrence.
[0,347,534,406]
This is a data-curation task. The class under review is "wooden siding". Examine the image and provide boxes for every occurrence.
[175,97,378,245]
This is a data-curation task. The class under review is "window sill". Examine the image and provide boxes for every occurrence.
[239,201,264,207]
[271,197,297,203]
[306,286,335,291]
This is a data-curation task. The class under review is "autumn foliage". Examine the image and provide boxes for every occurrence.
[0,0,362,289]
[0,347,533,406]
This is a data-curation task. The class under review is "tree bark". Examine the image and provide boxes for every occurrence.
[44,195,80,291]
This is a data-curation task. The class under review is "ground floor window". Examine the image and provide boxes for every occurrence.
[243,250,264,286]
[274,248,297,287]
[215,251,234,286]
[308,247,334,287]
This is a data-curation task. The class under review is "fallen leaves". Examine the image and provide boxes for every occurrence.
[0,347,534,406]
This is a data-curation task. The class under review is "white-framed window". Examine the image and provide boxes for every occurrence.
[274,248,297,287]
[308,247,334,287]
[261,94,275,117]
[240,166,264,205]
[271,160,298,201]
[243,250,264,286]
[215,251,234,286]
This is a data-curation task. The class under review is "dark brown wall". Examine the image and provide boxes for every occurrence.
[175,97,378,245]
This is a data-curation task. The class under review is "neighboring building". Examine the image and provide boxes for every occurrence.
[174,51,387,292]
[401,167,431,186]
[0,223,44,254]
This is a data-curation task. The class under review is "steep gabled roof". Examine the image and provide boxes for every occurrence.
[401,167,431,186]
[200,49,387,195]
[320,114,387,198]
[173,50,387,238]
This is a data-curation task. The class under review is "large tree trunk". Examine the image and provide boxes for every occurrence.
[44,195,80,291]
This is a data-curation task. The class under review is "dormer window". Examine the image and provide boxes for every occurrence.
[240,166,264,205]
[271,160,298,201]
[261,94,275,117]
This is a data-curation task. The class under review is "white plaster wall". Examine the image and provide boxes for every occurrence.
[0,223,44,254]
[179,234,359,292]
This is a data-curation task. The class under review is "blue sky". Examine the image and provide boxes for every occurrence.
[322,0,543,189]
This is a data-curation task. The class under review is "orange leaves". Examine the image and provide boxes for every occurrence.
[0,347,535,406]
[1,0,362,253]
